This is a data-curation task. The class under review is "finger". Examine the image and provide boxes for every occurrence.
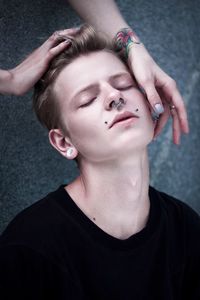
[143,82,165,115]
[48,40,71,58]
[45,27,80,48]
[170,107,181,145]
[170,90,189,134]
[157,78,189,134]
[56,27,80,38]
[153,109,170,139]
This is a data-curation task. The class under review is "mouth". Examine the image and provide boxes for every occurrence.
[109,111,139,129]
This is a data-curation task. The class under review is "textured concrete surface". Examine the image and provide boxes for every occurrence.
[0,0,200,233]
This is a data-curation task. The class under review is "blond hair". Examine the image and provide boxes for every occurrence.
[33,24,116,165]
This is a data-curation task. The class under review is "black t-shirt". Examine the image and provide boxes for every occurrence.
[0,185,200,300]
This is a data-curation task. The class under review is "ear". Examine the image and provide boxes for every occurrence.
[48,129,78,160]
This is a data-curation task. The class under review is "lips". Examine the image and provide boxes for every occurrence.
[109,111,139,129]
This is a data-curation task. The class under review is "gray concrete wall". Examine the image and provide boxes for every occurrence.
[0,0,200,233]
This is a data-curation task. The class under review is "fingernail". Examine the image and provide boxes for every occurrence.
[154,103,164,114]
[63,37,72,43]
[151,111,159,121]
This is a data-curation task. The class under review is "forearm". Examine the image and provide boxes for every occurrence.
[0,69,15,95]
[68,0,130,39]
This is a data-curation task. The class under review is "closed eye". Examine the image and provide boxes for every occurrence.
[117,84,134,90]
[80,97,97,108]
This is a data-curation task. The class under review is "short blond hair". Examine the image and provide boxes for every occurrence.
[33,24,117,165]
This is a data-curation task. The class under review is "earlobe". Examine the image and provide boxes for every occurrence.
[48,129,78,159]
[66,147,74,158]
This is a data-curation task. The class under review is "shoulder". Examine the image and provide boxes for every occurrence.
[0,186,70,254]
[151,186,200,253]
[154,187,200,225]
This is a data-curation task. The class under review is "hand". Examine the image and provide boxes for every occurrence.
[127,43,189,145]
[7,28,79,96]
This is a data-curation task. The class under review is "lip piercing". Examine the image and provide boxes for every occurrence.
[105,109,138,124]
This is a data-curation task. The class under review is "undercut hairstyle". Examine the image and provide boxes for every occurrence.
[33,24,118,166]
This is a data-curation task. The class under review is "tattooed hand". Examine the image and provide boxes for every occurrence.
[113,28,189,145]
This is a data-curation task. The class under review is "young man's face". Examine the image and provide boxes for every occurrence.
[53,50,155,163]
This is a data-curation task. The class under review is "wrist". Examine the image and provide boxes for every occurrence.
[113,28,142,60]
[7,69,24,96]
[8,69,18,95]
[0,69,15,95]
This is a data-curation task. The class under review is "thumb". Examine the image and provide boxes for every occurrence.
[143,82,164,115]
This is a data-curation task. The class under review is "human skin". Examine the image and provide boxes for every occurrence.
[0,0,189,144]
[0,0,189,143]
[0,28,78,95]
[68,0,189,143]
[48,51,156,239]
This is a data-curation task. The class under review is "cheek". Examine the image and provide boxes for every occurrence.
[137,97,155,137]
[68,117,109,162]
[143,103,155,128]
[67,113,102,147]
[143,102,153,120]
[128,91,152,119]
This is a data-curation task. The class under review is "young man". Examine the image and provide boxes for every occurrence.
[0,24,199,300]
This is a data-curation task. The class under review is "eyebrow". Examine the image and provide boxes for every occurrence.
[71,72,133,103]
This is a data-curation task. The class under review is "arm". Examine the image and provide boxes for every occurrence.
[68,0,128,39]
[0,69,13,95]
[0,28,79,96]
[68,0,189,144]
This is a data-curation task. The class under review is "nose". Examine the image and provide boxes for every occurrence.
[104,84,124,110]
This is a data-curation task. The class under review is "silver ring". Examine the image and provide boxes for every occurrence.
[169,104,176,110]
[111,98,125,110]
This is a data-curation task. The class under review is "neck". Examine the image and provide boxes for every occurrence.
[66,148,150,239]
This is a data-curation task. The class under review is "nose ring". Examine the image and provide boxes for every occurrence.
[110,98,125,110]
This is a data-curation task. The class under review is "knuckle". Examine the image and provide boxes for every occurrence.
[175,101,186,114]
[53,30,59,36]
[178,102,185,111]
[179,113,187,121]
[140,78,152,86]
[167,77,176,89]
[47,50,53,59]
[49,36,55,43]
[49,31,59,41]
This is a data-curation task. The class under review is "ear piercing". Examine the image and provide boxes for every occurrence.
[67,148,73,157]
